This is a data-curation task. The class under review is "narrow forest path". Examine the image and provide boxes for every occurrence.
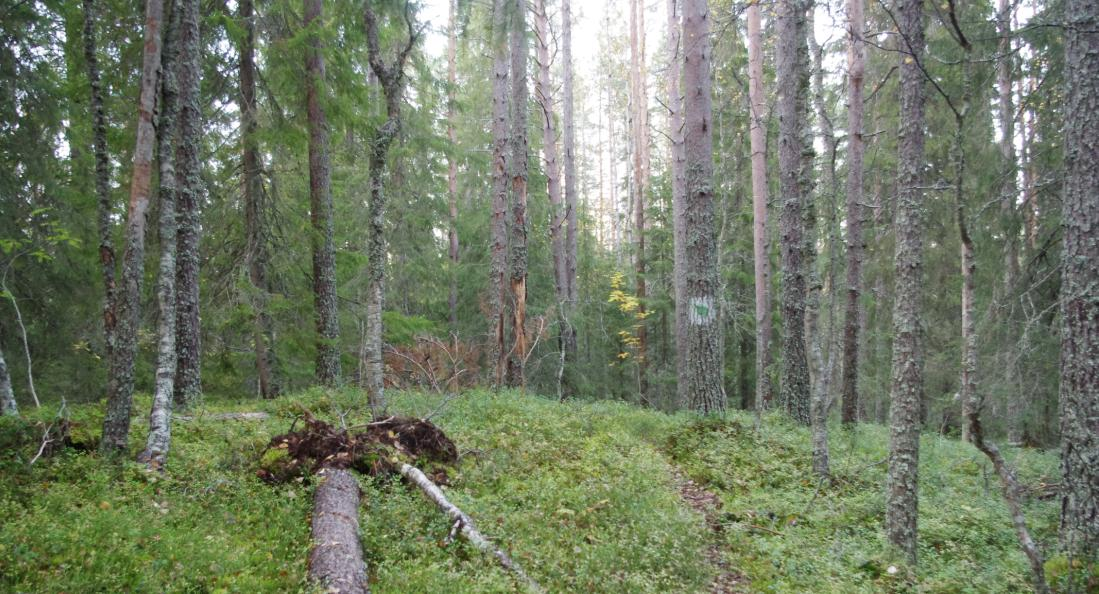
[669,467,748,593]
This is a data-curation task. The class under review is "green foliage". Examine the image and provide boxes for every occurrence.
[666,411,1061,593]
[382,311,441,346]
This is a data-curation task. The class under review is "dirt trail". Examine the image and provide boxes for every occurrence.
[670,468,748,594]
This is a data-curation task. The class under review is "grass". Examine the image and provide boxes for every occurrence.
[0,389,1063,593]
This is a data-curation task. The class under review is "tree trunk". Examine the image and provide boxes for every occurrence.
[101,0,163,454]
[534,0,565,306]
[885,0,925,564]
[840,0,865,426]
[139,0,181,469]
[240,0,279,399]
[447,0,460,332]
[667,0,687,406]
[562,0,578,307]
[488,0,509,389]
[173,0,202,407]
[745,0,772,414]
[505,0,529,390]
[776,0,812,425]
[362,1,417,417]
[0,345,16,416]
[629,0,649,401]
[1058,0,1099,559]
[305,0,341,386]
[83,0,118,395]
[678,0,724,413]
[308,468,368,594]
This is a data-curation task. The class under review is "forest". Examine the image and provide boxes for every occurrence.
[0,0,1097,590]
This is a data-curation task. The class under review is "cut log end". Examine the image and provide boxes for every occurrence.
[309,468,369,594]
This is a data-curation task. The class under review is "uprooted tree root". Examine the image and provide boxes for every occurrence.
[256,413,457,484]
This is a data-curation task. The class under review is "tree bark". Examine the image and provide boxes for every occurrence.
[505,0,529,390]
[840,0,865,425]
[776,0,812,425]
[308,468,368,594]
[667,0,687,406]
[1058,0,1099,559]
[173,0,202,407]
[305,0,341,386]
[534,0,565,306]
[447,0,460,332]
[745,0,772,414]
[885,0,925,564]
[562,0,578,308]
[139,0,181,469]
[101,0,163,454]
[240,0,279,399]
[0,345,16,416]
[82,0,118,395]
[362,1,417,417]
[488,0,510,389]
[678,0,725,413]
[629,0,649,401]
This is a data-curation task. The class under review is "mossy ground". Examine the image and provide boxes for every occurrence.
[0,390,1061,592]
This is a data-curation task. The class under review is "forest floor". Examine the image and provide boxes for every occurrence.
[0,389,1065,592]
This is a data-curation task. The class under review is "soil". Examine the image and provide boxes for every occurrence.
[670,467,748,594]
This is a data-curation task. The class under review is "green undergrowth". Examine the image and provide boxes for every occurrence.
[0,390,1063,592]
[0,389,709,593]
[666,413,1061,593]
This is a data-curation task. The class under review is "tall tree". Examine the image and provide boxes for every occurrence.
[678,0,724,413]
[745,0,772,413]
[304,0,341,386]
[505,0,530,389]
[173,0,202,406]
[562,0,578,306]
[488,0,510,388]
[240,0,279,398]
[446,0,460,331]
[996,0,1023,444]
[101,0,163,454]
[776,0,812,425]
[139,0,181,468]
[667,0,687,403]
[1058,0,1099,560]
[533,0,564,306]
[0,345,15,416]
[629,0,649,399]
[362,0,418,415]
[885,0,926,563]
[840,0,865,425]
[82,0,117,395]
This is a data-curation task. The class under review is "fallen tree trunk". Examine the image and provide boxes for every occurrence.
[399,463,542,593]
[309,468,369,594]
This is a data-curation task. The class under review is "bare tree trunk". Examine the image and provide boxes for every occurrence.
[1058,0,1099,559]
[560,0,578,396]
[629,0,649,401]
[362,1,418,417]
[447,0,460,332]
[83,0,118,394]
[678,0,724,413]
[101,0,163,454]
[745,0,772,414]
[308,468,368,594]
[776,0,812,425]
[996,0,1024,445]
[534,0,565,305]
[562,0,578,307]
[666,0,688,407]
[505,0,529,390]
[488,0,510,389]
[885,0,925,564]
[0,345,16,416]
[840,0,865,425]
[305,0,341,387]
[139,0,181,468]
[240,0,278,399]
[173,0,202,407]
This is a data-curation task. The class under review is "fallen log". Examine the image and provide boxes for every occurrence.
[176,411,270,421]
[309,467,369,594]
[399,463,542,593]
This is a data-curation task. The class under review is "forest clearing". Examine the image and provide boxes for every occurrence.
[0,0,1096,590]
